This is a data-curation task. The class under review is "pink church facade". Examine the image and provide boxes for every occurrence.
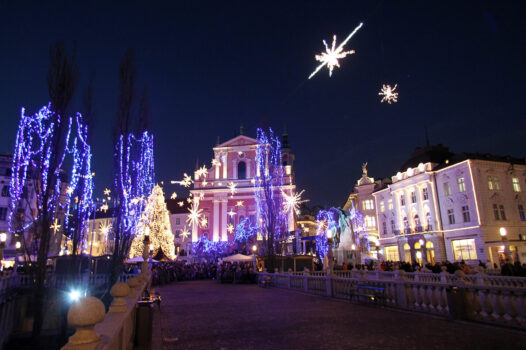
[189,134,296,244]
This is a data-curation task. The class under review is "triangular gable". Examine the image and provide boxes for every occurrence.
[216,135,258,148]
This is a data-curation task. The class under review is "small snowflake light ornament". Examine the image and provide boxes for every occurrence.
[379,84,399,104]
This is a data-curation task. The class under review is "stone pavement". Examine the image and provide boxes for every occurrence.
[151,280,526,350]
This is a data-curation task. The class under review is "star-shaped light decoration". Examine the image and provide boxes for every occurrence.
[196,165,208,179]
[178,201,184,207]
[174,173,193,187]
[236,201,244,207]
[130,197,142,205]
[171,192,177,200]
[309,22,363,79]
[103,188,111,196]
[181,226,190,240]
[227,223,235,234]
[228,182,237,197]
[100,203,109,213]
[282,189,309,215]
[228,209,237,217]
[186,198,192,204]
[187,202,203,227]
[99,222,112,236]
[66,186,74,195]
[211,158,221,167]
[200,217,208,228]
[379,84,399,104]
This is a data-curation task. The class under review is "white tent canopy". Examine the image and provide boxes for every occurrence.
[125,256,159,263]
[222,254,256,263]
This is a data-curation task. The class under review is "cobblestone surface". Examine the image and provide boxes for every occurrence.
[152,280,526,350]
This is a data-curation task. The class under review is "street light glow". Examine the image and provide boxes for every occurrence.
[0,233,6,243]
[499,227,507,237]
[68,289,82,302]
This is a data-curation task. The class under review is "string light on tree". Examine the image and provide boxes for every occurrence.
[379,84,399,104]
[129,185,176,259]
[308,22,364,79]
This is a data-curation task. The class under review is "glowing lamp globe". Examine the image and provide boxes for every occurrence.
[0,233,6,243]
[351,244,356,250]
[15,242,21,249]
[499,227,507,237]
[416,251,422,260]
[252,245,257,252]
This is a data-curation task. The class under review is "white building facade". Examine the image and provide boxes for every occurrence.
[373,147,526,265]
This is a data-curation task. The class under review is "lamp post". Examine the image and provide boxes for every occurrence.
[252,244,257,255]
[499,227,510,261]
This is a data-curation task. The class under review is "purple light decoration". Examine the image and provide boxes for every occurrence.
[114,131,155,254]
[254,128,286,243]
[193,236,229,258]
[315,209,338,259]
[233,217,257,243]
[8,105,94,255]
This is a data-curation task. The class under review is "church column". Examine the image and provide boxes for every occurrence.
[221,198,228,241]
[213,199,219,241]
[192,222,198,242]
[246,159,251,178]
[222,154,228,179]
[232,159,238,179]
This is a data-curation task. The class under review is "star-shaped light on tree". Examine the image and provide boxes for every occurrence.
[309,22,363,79]
[379,84,399,104]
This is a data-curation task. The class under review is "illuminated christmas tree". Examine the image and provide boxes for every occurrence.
[129,185,176,260]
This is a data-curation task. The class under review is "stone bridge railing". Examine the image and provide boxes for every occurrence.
[259,269,526,330]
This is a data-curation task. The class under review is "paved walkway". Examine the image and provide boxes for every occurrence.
[152,280,526,350]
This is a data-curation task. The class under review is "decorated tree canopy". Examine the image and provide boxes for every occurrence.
[129,185,175,260]
[233,217,257,243]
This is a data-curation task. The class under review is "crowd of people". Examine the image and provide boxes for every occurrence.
[217,262,257,283]
[149,260,258,286]
[333,259,526,276]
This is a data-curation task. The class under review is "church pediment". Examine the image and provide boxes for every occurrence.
[216,135,258,148]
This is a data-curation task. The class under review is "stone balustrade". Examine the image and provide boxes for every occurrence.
[62,276,150,350]
[258,269,526,330]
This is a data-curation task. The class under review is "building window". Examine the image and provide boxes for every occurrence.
[512,177,521,192]
[402,217,409,233]
[237,161,246,179]
[447,209,455,225]
[519,204,525,221]
[175,230,181,238]
[494,176,500,190]
[384,246,399,261]
[457,177,466,193]
[0,207,7,221]
[413,214,420,228]
[400,195,406,207]
[499,205,507,220]
[382,221,387,236]
[365,216,376,228]
[176,218,180,225]
[388,199,393,210]
[380,201,385,212]
[411,191,417,204]
[390,219,395,233]
[462,205,470,222]
[422,188,429,200]
[493,204,500,220]
[362,200,374,210]
[426,212,432,231]
[452,239,477,260]
[425,241,435,265]
[403,243,411,263]
[443,182,451,196]
[1,185,9,197]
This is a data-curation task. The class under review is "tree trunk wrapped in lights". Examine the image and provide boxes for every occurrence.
[129,185,175,260]
[254,128,287,272]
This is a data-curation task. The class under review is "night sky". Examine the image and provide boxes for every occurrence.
[1,1,525,207]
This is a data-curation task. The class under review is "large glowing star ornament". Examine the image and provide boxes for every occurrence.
[187,202,203,227]
[181,226,190,240]
[379,84,399,104]
[227,223,234,234]
[283,190,309,214]
[309,22,363,79]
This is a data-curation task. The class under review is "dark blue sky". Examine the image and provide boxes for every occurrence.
[1,1,525,207]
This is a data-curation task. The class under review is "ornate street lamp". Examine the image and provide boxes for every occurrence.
[499,227,510,260]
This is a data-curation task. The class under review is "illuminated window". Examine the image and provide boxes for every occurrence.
[411,191,417,203]
[384,246,399,261]
[403,243,411,262]
[422,188,429,200]
[380,201,385,212]
[447,209,455,225]
[426,241,435,264]
[493,204,500,220]
[452,239,477,260]
[365,215,376,228]
[488,176,494,190]
[519,204,525,221]
[462,205,470,222]
[400,195,406,207]
[499,205,507,220]
[443,182,451,196]
[362,200,374,210]
[457,177,466,193]
[512,178,521,192]
[388,199,393,210]
[494,176,500,190]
